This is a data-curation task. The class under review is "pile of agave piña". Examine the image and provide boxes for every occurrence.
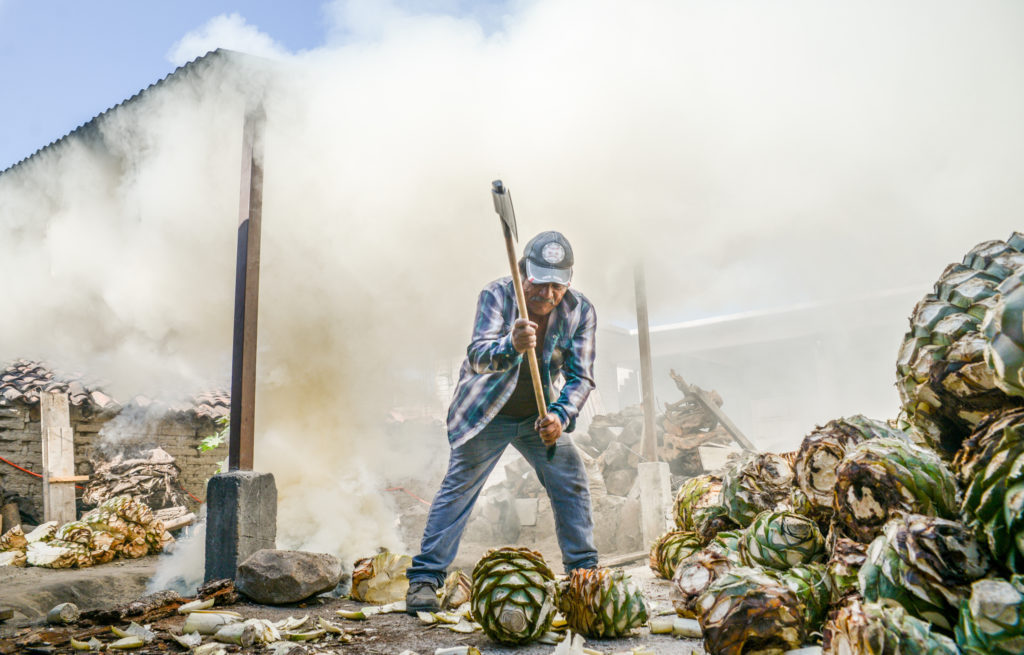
[647,232,1024,655]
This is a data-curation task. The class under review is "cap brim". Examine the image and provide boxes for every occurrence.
[525,260,571,285]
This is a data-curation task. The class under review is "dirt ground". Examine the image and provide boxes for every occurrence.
[0,555,706,655]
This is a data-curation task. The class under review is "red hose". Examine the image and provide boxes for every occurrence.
[385,486,432,506]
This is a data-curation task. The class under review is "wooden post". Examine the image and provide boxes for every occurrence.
[229,107,266,472]
[634,262,658,462]
[40,392,77,524]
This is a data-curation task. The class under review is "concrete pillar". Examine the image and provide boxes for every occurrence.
[204,470,277,582]
[637,461,672,547]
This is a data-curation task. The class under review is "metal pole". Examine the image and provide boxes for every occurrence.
[229,107,266,471]
[634,262,658,462]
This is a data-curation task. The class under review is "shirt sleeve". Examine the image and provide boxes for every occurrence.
[466,286,522,374]
[548,299,597,431]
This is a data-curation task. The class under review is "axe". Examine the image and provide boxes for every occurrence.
[491,180,556,461]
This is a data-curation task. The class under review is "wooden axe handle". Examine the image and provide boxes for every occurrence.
[503,224,556,460]
[503,222,548,420]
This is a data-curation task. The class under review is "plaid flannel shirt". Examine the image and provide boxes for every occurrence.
[447,276,597,448]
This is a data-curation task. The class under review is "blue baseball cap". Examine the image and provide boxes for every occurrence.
[523,231,573,285]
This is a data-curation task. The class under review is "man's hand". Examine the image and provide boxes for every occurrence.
[511,318,538,354]
[535,412,563,446]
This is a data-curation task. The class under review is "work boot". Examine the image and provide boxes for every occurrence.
[405,580,440,614]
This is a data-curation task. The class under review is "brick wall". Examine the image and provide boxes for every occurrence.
[0,401,226,521]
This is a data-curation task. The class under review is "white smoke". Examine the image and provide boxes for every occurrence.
[2,0,1024,559]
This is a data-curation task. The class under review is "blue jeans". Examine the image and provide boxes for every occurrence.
[407,415,598,586]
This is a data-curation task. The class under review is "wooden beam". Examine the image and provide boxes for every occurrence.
[48,476,89,483]
[634,262,658,462]
[40,392,77,524]
[229,107,266,472]
[669,369,759,453]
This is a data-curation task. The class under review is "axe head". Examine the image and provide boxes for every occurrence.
[491,179,518,242]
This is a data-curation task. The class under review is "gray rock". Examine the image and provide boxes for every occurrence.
[599,442,639,474]
[605,468,637,497]
[236,549,343,605]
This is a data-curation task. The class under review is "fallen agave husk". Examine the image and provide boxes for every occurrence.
[859,514,989,631]
[274,615,309,631]
[178,598,216,614]
[556,567,649,638]
[168,632,203,649]
[440,570,472,609]
[649,617,674,634]
[335,609,370,620]
[285,628,325,641]
[214,622,258,647]
[955,575,1024,655]
[183,610,242,634]
[471,546,557,645]
[672,617,701,638]
[70,636,103,651]
[194,644,228,655]
[350,550,413,604]
[108,635,145,650]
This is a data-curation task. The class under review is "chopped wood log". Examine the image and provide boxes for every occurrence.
[1,503,20,534]
[153,506,189,522]
[196,578,239,606]
[0,609,13,622]
[163,512,196,533]
[79,590,183,625]
[45,603,79,625]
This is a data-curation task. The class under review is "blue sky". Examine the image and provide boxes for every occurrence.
[0,1,509,171]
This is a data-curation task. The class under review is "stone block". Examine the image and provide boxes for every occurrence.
[514,498,538,526]
[204,471,277,582]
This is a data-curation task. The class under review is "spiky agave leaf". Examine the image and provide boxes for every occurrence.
[649,530,703,580]
[695,566,805,655]
[954,407,1024,573]
[440,570,472,610]
[739,510,825,570]
[859,514,989,631]
[823,597,960,655]
[897,234,1024,458]
[351,550,413,604]
[557,567,648,638]
[721,453,795,528]
[795,415,908,522]
[775,563,834,631]
[673,474,722,531]
[833,437,960,543]
[671,548,733,619]
[955,575,1024,655]
[470,547,556,644]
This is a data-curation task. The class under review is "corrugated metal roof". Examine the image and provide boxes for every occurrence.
[0,48,249,177]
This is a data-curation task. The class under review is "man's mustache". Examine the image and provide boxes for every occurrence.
[529,296,557,306]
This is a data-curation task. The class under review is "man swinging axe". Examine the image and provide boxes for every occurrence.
[406,181,599,613]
